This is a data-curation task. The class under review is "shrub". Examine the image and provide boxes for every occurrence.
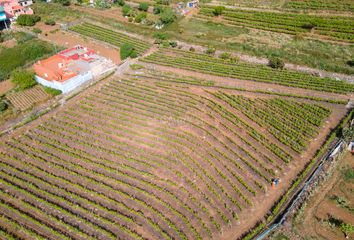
[55,0,70,6]
[116,0,125,6]
[17,15,40,26]
[0,100,8,112]
[95,0,111,9]
[160,7,176,24]
[169,41,177,48]
[120,43,137,60]
[153,32,168,40]
[44,19,56,26]
[32,28,42,34]
[302,22,316,29]
[44,86,62,96]
[135,12,147,23]
[189,46,195,52]
[122,4,132,16]
[138,2,149,11]
[268,57,285,69]
[11,70,36,90]
[219,52,231,60]
[213,6,225,16]
[205,46,215,55]
[153,5,162,14]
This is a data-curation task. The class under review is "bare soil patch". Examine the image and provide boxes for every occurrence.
[0,80,15,95]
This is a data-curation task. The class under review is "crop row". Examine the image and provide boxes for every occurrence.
[141,48,354,94]
[198,7,354,42]
[284,0,354,11]
[69,22,150,54]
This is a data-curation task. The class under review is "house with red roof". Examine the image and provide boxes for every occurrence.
[34,45,115,93]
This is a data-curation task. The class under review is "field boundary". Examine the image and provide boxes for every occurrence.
[241,108,354,240]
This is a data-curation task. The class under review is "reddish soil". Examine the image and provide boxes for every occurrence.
[295,152,354,240]
[0,80,15,95]
[0,39,17,48]
[36,22,121,64]
[70,5,128,23]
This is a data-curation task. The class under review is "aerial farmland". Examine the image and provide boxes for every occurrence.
[0,0,353,239]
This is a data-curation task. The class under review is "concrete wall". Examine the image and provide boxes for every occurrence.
[35,71,93,94]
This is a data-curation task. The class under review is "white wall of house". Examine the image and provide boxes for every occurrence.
[35,71,93,94]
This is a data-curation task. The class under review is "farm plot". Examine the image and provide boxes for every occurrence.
[284,0,354,12]
[141,48,354,94]
[197,7,354,42]
[69,23,150,55]
[6,85,50,111]
[0,68,337,239]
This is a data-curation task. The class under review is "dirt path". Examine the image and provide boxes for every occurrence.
[0,80,15,95]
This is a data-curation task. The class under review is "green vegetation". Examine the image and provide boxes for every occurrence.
[69,22,150,54]
[268,57,285,69]
[285,0,354,11]
[142,48,354,93]
[120,43,137,60]
[138,2,149,11]
[160,7,176,24]
[0,39,55,81]
[44,86,62,96]
[213,6,225,16]
[340,223,354,239]
[16,14,41,26]
[0,100,8,113]
[11,70,36,90]
[44,19,56,26]
[198,7,354,42]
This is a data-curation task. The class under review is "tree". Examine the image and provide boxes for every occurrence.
[122,4,132,16]
[213,6,225,16]
[0,100,7,112]
[95,0,111,9]
[120,43,137,60]
[11,70,36,90]
[268,57,285,69]
[340,223,354,239]
[17,15,40,26]
[160,7,175,24]
[347,60,354,67]
[169,41,177,48]
[135,12,147,23]
[219,52,231,60]
[205,46,216,55]
[138,2,149,11]
[55,0,71,6]
[342,126,354,143]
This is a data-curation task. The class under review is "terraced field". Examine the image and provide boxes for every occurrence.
[142,48,354,94]
[0,65,345,239]
[284,0,354,11]
[6,85,50,111]
[197,7,354,42]
[69,23,150,54]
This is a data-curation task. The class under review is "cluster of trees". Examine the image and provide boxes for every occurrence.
[16,15,41,26]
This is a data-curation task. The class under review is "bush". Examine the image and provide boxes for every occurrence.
[122,4,132,16]
[219,52,231,60]
[116,0,125,6]
[55,0,70,6]
[32,28,42,34]
[302,22,316,29]
[153,32,168,40]
[189,46,195,52]
[153,5,162,14]
[44,19,56,26]
[205,46,215,55]
[138,2,149,11]
[0,100,8,113]
[213,6,225,16]
[11,70,36,90]
[95,0,111,9]
[16,15,41,26]
[169,41,177,48]
[160,7,176,24]
[268,57,285,69]
[135,12,147,23]
[120,43,137,60]
[44,86,62,96]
